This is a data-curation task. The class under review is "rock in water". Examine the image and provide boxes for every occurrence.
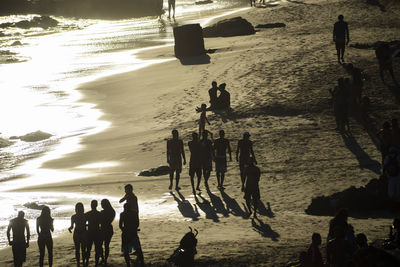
[0,138,12,148]
[19,131,52,142]
[173,24,205,58]
[203,17,255,38]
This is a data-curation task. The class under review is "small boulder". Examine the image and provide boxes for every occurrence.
[138,165,170,176]
[19,131,52,142]
[203,17,255,38]
[11,41,22,46]
[173,24,205,58]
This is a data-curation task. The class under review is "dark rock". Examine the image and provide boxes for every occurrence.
[195,0,213,4]
[255,23,286,29]
[203,17,255,38]
[24,202,46,210]
[0,22,13,28]
[11,41,22,46]
[173,24,205,58]
[138,165,170,176]
[2,16,58,29]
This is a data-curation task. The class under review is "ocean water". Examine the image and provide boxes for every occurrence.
[0,0,250,247]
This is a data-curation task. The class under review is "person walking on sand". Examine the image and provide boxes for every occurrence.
[7,211,30,267]
[167,129,186,190]
[100,199,115,266]
[243,157,261,218]
[199,104,210,137]
[85,200,103,266]
[188,132,202,193]
[119,184,139,215]
[236,131,257,192]
[213,130,232,189]
[208,81,218,109]
[199,130,214,189]
[68,202,88,267]
[36,206,53,267]
[333,15,349,64]
[168,0,176,19]
[120,203,144,267]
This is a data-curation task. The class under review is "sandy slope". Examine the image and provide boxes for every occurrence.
[1,0,400,265]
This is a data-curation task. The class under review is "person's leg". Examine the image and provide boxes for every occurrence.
[94,237,103,266]
[38,237,45,267]
[74,241,81,267]
[245,197,252,216]
[196,169,202,190]
[336,47,341,63]
[124,252,131,267]
[341,47,345,62]
[220,172,225,188]
[48,237,53,267]
[175,170,180,190]
[240,165,245,191]
[86,237,93,266]
[80,240,87,267]
[216,171,221,188]
[168,3,171,18]
[104,233,112,266]
[172,2,175,18]
[204,169,210,188]
[135,238,145,267]
[169,170,174,190]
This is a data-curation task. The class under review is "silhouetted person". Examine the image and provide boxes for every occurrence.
[68,202,88,267]
[329,77,346,130]
[199,104,210,137]
[167,129,186,190]
[120,203,144,267]
[378,121,392,166]
[199,130,214,189]
[7,211,30,267]
[250,0,256,7]
[375,43,399,86]
[348,63,363,103]
[213,130,232,189]
[355,233,368,250]
[327,226,352,267]
[236,131,257,191]
[328,209,349,240]
[216,83,230,109]
[243,157,260,218]
[208,81,218,109]
[119,184,139,215]
[188,132,202,193]
[86,200,103,266]
[333,15,349,64]
[100,199,115,266]
[306,233,324,267]
[168,0,175,19]
[36,206,53,267]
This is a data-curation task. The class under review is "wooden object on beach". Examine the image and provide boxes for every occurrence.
[173,24,205,58]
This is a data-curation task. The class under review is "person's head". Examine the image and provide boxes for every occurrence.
[212,81,217,88]
[101,199,112,210]
[124,184,133,194]
[40,206,51,219]
[219,129,225,138]
[172,129,179,139]
[202,130,208,140]
[219,83,226,91]
[338,14,344,21]
[192,132,198,141]
[75,202,84,214]
[17,211,25,219]
[91,200,98,210]
[312,233,322,246]
[392,118,398,128]
[355,233,368,248]
[123,203,129,212]
[243,131,250,140]
[335,208,348,222]
[201,103,207,111]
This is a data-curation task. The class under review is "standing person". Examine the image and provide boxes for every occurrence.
[188,132,202,193]
[100,199,115,266]
[120,203,144,267]
[305,233,324,267]
[168,0,175,19]
[7,211,30,267]
[333,14,349,64]
[236,131,257,192]
[208,81,218,109]
[375,43,399,86]
[199,130,215,189]
[119,184,139,215]
[36,206,53,267]
[198,104,210,137]
[167,129,186,190]
[86,200,103,266]
[243,157,261,218]
[213,130,232,189]
[68,202,88,267]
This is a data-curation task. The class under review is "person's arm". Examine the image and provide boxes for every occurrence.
[50,219,54,232]
[181,140,186,165]
[119,195,126,203]
[333,24,336,42]
[25,220,30,247]
[228,140,232,161]
[119,214,123,231]
[346,23,349,44]
[68,215,74,233]
[257,167,261,183]
[36,218,40,235]
[7,222,12,245]
[236,141,240,162]
[166,140,170,163]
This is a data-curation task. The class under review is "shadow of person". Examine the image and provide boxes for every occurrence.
[251,217,280,241]
[206,188,229,217]
[340,132,381,174]
[194,193,219,222]
[220,189,248,218]
[213,108,238,123]
[178,54,210,65]
[170,192,200,221]
[256,201,275,218]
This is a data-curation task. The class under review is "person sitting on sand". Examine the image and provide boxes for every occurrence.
[188,132,202,193]
[333,15,349,64]
[327,226,353,267]
[208,81,218,109]
[68,203,88,267]
[85,200,103,266]
[355,233,368,250]
[236,131,257,192]
[199,104,210,137]
[119,184,139,215]
[166,129,186,190]
[215,83,231,110]
[7,211,30,267]
[327,209,349,242]
[305,233,324,267]
[36,206,53,267]
[375,43,399,86]
[213,129,232,189]
[243,157,261,218]
[100,199,115,266]
[120,203,144,267]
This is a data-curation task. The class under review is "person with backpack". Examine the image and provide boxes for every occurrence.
[384,146,400,201]
[167,227,198,266]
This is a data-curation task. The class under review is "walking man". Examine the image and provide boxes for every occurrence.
[7,211,30,267]
[167,129,186,190]
[236,131,257,192]
[213,130,232,189]
[244,158,261,218]
[86,200,103,266]
[188,132,202,193]
[333,15,349,64]
[199,130,214,189]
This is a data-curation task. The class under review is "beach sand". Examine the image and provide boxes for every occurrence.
[1,0,400,265]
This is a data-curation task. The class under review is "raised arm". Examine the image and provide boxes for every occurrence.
[119,195,126,203]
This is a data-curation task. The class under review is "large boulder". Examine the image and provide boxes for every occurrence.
[173,24,205,58]
[203,16,255,38]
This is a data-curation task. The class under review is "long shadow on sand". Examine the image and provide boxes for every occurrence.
[220,189,248,218]
[340,132,381,174]
[257,201,275,218]
[206,188,229,217]
[170,191,200,221]
[194,193,219,222]
[178,54,210,65]
[251,217,280,241]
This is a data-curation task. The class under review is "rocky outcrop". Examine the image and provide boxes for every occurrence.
[203,17,255,38]
[10,131,52,142]
[138,165,170,176]
[0,16,58,29]
[173,24,205,58]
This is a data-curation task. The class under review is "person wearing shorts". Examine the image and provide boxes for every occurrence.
[244,158,261,218]
[167,129,186,190]
[333,15,349,64]
[213,130,232,189]
[236,131,257,191]
[199,130,214,189]
[188,132,202,193]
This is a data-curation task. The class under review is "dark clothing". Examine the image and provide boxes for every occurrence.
[121,192,139,214]
[167,139,184,171]
[199,139,213,171]
[86,210,101,234]
[188,140,202,168]
[208,87,218,108]
[306,244,324,267]
[9,218,29,243]
[12,242,27,264]
[213,138,230,157]
[120,210,140,253]
[327,238,352,267]
[237,139,254,167]
[216,90,230,109]
[333,21,349,42]
[244,165,261,200]
[100,209,115,238]
[215,155,227,173]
